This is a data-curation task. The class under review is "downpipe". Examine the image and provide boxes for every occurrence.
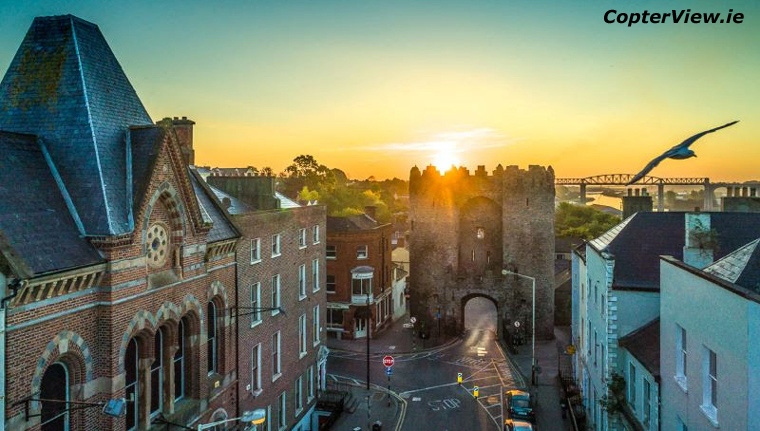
[1,277,22,431]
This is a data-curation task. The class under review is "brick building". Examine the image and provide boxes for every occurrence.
[325,209,393,340]
[0,16,240,430]
[204,174,328,431]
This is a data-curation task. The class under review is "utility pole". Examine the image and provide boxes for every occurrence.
[366,288,371,390]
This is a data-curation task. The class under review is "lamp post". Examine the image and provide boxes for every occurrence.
[501,269,537,386]
[196,408,266,431]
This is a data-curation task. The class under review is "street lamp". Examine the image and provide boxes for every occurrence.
[501,269,537,386]
[197,409,267,431]
[14,397,127,421]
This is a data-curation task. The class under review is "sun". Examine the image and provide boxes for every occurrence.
[432,147,460,172]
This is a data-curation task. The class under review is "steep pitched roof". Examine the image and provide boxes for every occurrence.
[589,212,760,290]
[189,168,239,243]
[0,15,152,236]
[619,318,660,378]
[704,238,760,293]
[0,131,103,276]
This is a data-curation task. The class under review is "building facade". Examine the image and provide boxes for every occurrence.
[408,164,556,338]
[574,211,760,431]
[205,174,328,431]
[660,242,760,431]
[0,16,239,430]
[325,212,393,340]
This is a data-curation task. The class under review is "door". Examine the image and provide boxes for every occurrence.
[354,318,367,338]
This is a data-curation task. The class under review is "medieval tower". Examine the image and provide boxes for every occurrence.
[408,164,556,339]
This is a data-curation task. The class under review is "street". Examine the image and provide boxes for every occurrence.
[327,299,527,431]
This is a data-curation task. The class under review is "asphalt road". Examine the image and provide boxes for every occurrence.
[328,298,526,431]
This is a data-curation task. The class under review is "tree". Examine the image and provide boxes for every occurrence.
[297,186,320,203]
[279,155,335,197]
[260,166,273,176]
[555,202,621,240]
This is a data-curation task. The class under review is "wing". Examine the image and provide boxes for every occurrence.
[672,120,739,151]
[626,152,670,185]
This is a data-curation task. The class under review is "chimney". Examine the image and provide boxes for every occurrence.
[683,212,714,269]
[170,116,195,165]
[207,175,279,211]
[365,205,377,220]
[622,189,653,219]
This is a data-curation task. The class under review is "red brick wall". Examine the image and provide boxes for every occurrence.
[233,205,327,429]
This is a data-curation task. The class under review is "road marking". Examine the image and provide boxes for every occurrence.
[399,381,459,396]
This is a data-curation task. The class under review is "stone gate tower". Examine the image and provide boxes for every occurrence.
[408,164,555,339]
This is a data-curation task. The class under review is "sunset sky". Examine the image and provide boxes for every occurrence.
[1,0,758,180]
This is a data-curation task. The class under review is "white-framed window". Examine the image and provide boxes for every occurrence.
[326,245,336,259]
[272,331,281,380]
[313,305,320,346]
[643,379,651,427]
[266,405,272,431]
[357,245,368,259]
[252,343,262,393]
[251,238,261,263]
[277,391,286,430]
[271,234,281,257]
[207,304,218,375]
[476,227,485,239]
[701,346,718,423]
[294,375,303,415]
[298,264,307,299]
[298,228,307,248]
[299,314,307,357]
[352,278,372,296]
[271,274,281,315]
[251,282,262,327]
[601,293,606,316]
[628,363,637,410]
[326,275,336,293]
[312,259,320,292]
[307,365,315,401]
[313,225,320,244]
[676,324,687,390]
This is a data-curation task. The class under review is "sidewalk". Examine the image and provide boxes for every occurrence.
[327,312,453,354]
[506,326,574,431]
[330,385,403,431]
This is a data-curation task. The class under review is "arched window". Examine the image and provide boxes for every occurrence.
[150,327,165,417]
[174,318,187,401]
[211,409,228,431]
[125,339,139,430]
[40,362,69,431]
[207,301,218,374]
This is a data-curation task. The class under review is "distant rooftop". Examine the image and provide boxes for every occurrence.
[327,214,381,232]
[704,238,760,293]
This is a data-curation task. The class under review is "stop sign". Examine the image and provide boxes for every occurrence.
[383,355,394,367]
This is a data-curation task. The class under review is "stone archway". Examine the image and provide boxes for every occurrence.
[460,293,499,334]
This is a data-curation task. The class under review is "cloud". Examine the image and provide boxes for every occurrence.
[356,128,518,153]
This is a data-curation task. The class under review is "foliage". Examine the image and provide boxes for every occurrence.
[599,372,627,414]
[555,202,621,240]
[297,186,320,203]
[279,155,335,197]
[689,218,720,251]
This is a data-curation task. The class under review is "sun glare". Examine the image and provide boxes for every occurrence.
[432,150,460,172]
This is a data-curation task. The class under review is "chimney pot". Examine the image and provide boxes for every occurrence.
[365,205,378,220]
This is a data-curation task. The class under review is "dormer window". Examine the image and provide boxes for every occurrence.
[476,227,485,239]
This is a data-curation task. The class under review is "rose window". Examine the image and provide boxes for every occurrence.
[147,224,169,267]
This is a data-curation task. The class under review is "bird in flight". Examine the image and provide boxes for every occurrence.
[627,121,739,185]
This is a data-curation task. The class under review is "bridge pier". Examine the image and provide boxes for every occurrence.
[657,184,665,212]
[704,184,714,211]
[579,184,587,204]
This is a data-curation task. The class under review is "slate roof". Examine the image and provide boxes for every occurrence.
[0,15,152,236]
[0,131,103,275]
[189,169,238,243]
[704,238,760,293]
[589,212,760,290]
[327,214,381,232]
[619,318,660,378]
[276,192,301,209]
[209,185,255,216]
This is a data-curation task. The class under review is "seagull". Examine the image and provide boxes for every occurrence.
[627,120,739,185]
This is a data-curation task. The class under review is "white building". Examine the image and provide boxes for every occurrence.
[573,212,760,431]
[391,263,408,321]
[660,238,760,431]
[618,319,660,431]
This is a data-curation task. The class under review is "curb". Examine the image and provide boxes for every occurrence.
[331,375,407,431]
[496,338,529,389]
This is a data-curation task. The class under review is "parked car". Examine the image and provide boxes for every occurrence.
[504,419,534,431]
[506,390,535,422]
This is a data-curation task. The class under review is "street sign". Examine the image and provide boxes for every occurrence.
[385,367,393,376]
[514,321,521,328]
[410,317,417,324]
[383,355,395,367]
[457,373,462,384]
[473,386,479,398]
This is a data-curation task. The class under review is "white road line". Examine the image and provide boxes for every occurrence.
[398,381,459,396]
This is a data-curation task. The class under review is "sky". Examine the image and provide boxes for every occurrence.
[1,0,759,180]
